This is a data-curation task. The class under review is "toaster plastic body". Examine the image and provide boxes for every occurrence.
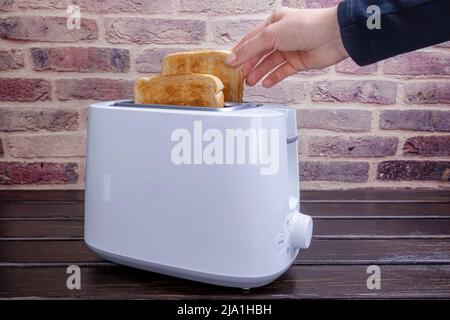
[84,100,313,288]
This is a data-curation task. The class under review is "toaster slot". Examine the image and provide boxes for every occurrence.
[112,100,261,112]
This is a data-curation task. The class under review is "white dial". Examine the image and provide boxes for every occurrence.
[289,212,313,249]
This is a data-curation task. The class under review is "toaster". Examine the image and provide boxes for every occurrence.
[84,100,313,289]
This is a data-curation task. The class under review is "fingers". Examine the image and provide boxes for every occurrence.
[232,20,267,51]
[225,24,277,68]
[246,51,286,86]
[262,61,298,88]
[242,49,272,78]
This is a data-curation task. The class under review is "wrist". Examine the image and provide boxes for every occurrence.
[327,5,349,61]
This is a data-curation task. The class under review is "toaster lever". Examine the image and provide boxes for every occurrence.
[290,213,313,249]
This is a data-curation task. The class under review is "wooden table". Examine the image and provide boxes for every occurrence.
[1,190,449,299]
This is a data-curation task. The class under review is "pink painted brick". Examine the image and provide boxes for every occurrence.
[378,161,450,182]
[31,47,130,73]
[17,0,69,9]
[214,19,262,45]
[384,52,450,76]
[312,80,397,104]
[380,110,450,132]
[179,0,276,14]
[73,0,173,13]
[244,81,305,104]
[308,136,398,157]
[0,161,78,185]
[7,134,86,158]
[436,41,450,48]
[404,82,450,104]
[403,136,450,156]
[136,47,191,73]
[0,0,13,11]
[300,161,369,182]
[105,18,205,45]
[335,58,377,75]
[56,78,133,101]
[305,0,340,8]
[0,16,98,42]
[281,0,305,8]
[0,78,51,102]
[297,109,371,132]
[0,108,79,132]
[0,49,24,71]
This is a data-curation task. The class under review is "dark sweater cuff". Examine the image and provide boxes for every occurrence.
[337,0,376,66]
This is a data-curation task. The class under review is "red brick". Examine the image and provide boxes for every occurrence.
[380,110,450,132]
[378,161,450,182]
[214,19,262,45]
[384,52,450,76]
[404,82,450,104]
[0,49,24,70]
[0,16,98,42]
[297,109,371,132]
[403,136,450,156]
[0,108,79,132]
[105,18,205,44]
[73,0,173,13]
[56,78,133,101]
[31,47,130,72]
[0,78,51,102]
[335,58,377,75]
[0,161,78,185]
[312,80,397,104]
[179,0,275,14]
[0,0,13,11]
[300,161,369,182]
[136,47,191,73]
[7,134,86,158]
[244,81,305,104]
[308,136,398,157]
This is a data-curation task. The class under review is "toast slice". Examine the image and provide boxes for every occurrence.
[134,73,225,108]
[161,50,243,103]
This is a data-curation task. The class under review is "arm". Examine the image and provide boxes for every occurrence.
[339,0,450,66]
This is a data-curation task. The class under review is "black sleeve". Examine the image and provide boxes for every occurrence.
[337,0,450,66]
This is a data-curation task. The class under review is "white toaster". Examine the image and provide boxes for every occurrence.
[84,100,313,289]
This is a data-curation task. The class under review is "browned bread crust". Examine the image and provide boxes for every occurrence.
[162,50,243,103]
[134,74,225,108]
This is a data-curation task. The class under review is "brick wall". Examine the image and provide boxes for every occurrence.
[0,0,449,190]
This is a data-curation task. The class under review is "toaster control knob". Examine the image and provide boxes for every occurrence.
[290,213,313,249]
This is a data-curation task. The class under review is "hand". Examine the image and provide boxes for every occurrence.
[225,6,349,88]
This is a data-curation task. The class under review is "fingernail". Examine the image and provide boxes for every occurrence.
[225,53,237,65]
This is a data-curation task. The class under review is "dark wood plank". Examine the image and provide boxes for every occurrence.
[2,201,449,219]
[0,220,83,239]
[0,240,102,264]
[2,219,449,239]
[0,202,84,218]
[2,239,450,265]
[301,202,450,217]
[1,265,449,299]
[314,219,450,238]
[0,190,84,202]
[301,190,450,202]
[0,190,449,203]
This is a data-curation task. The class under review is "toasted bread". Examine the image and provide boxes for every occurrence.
[134,74,225,108]
[161,50,243,103]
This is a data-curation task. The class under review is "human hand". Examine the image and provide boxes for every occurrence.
[225,6,349,88]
